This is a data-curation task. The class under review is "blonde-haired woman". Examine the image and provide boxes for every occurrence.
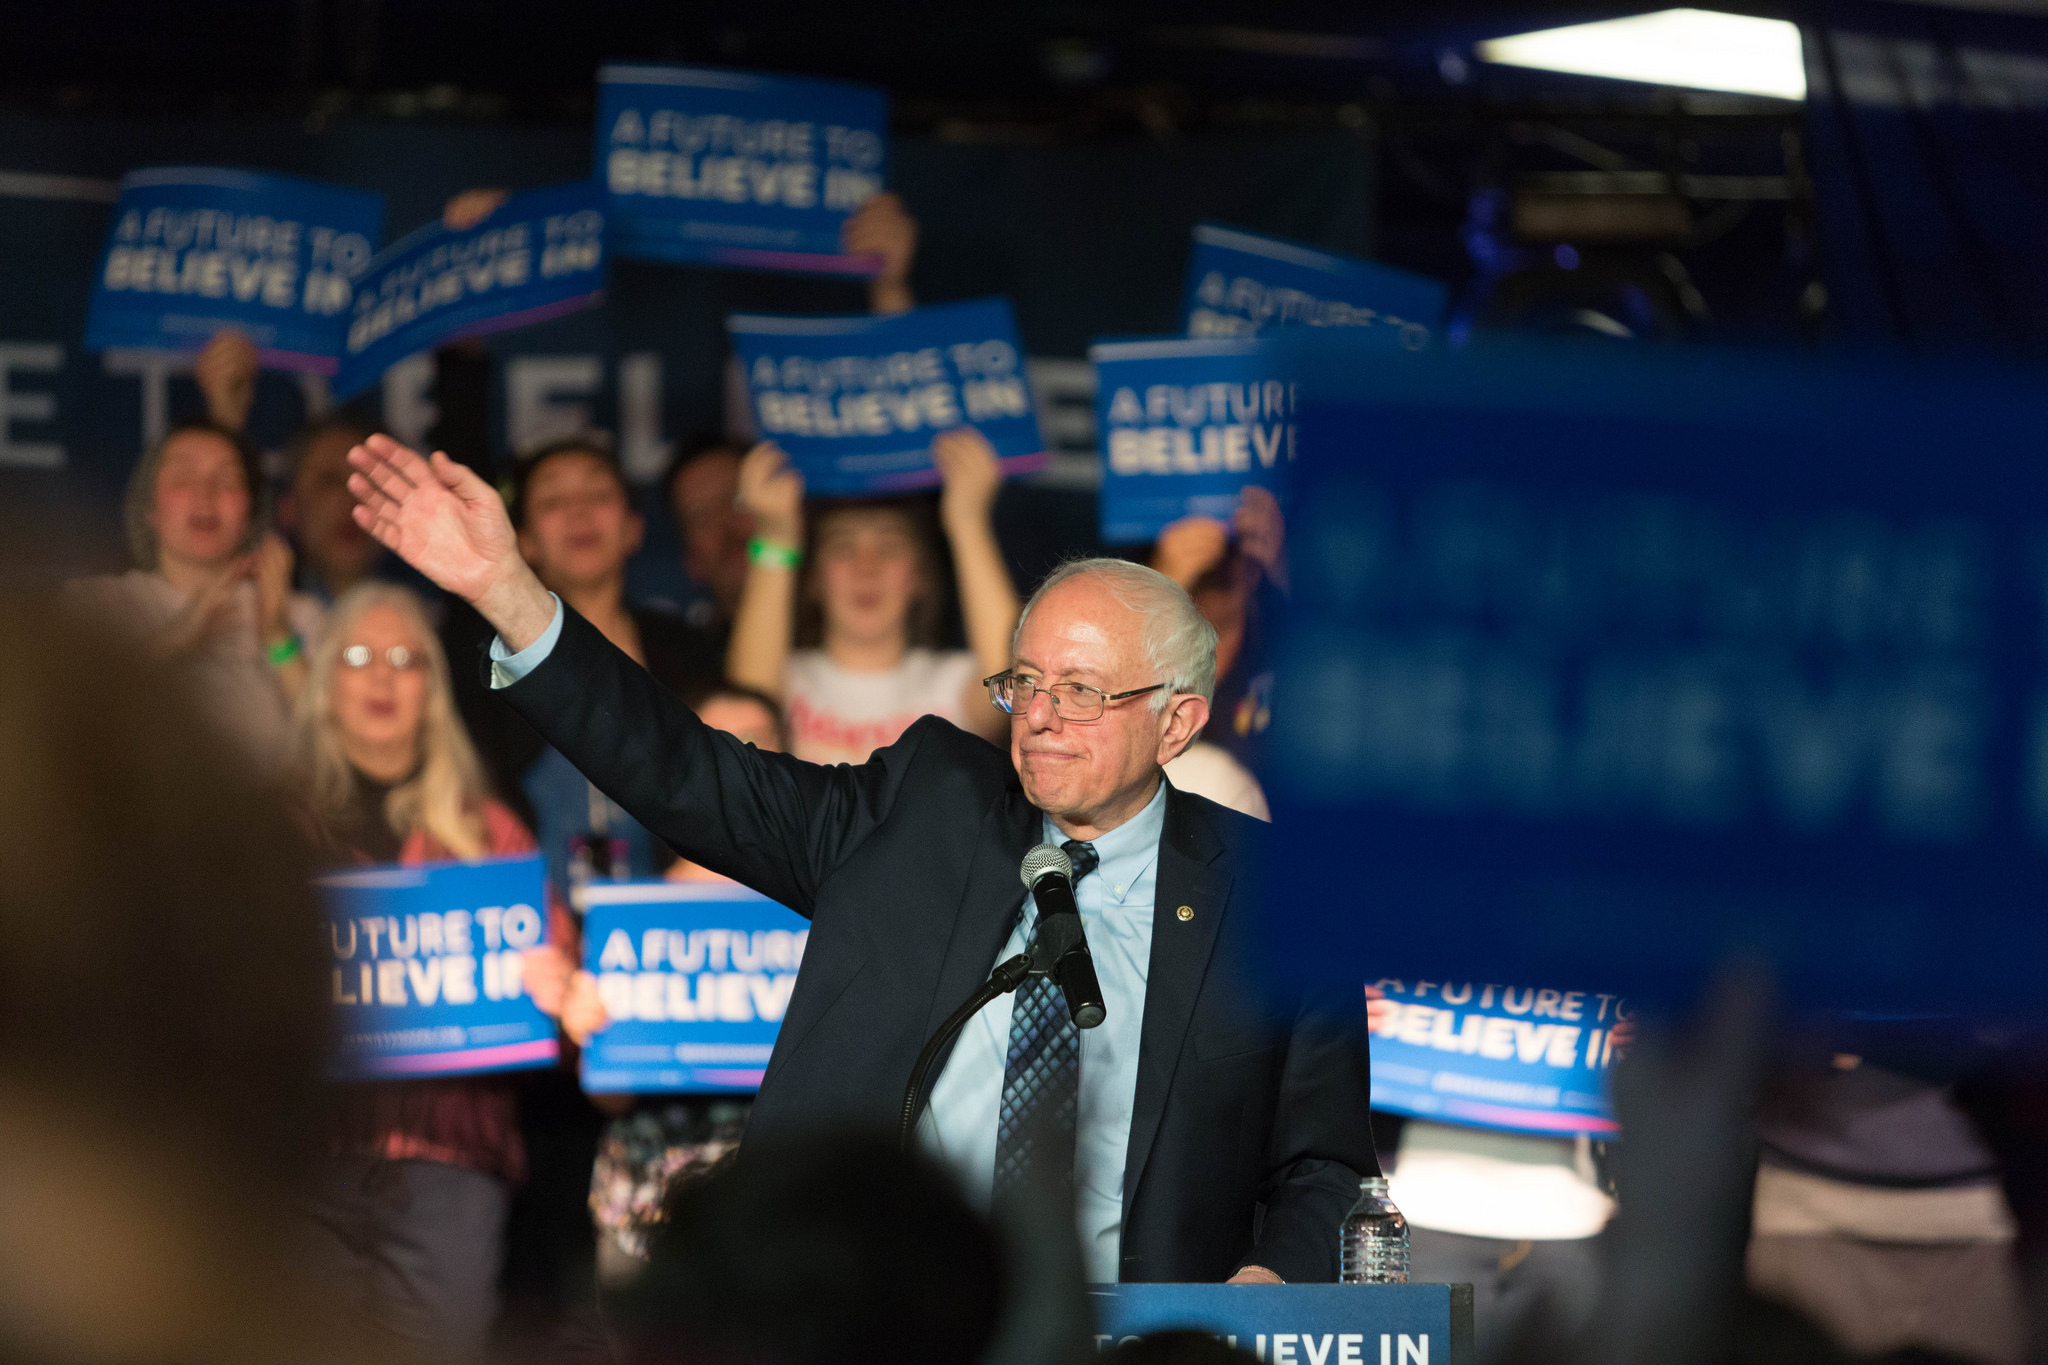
[292,583,590,1363]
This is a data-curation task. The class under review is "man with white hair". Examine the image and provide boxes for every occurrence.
[346,433,1375,1284]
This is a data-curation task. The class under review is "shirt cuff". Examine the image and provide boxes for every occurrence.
[488,594,564,689]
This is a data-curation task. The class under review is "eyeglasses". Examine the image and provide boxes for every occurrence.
[340,644,420,671]
[984,671,1165,721]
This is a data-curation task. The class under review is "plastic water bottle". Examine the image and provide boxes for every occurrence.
[1339,1175,1410,1284]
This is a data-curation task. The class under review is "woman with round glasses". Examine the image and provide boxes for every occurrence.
[288,583,593,1360]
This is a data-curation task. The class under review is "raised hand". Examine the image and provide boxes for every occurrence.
[1150,514,1230,591]
[347,434,555,649]
[933,426,1002,534]
[194,328,259,432]
[443,188,509,231]
[736,442,805,548]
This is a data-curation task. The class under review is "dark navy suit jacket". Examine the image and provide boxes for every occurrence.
[496,605,1376,1282]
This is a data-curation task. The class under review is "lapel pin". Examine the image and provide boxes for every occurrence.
[1176,905,1194,922]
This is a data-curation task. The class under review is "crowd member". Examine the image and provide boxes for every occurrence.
[190,327,391,604]
[726,429,1019,763]
[61,418,323,770]
[567,683,786,1284]
[290,583,594,1363]
[1162,739,1269,820]
[451,437,722,891]
[1149,485,1287,775]
[659,193,922,637]
[279,412,389,602]
[605,1133,1005,1365]
[0,595,377,1365]
[661,435,754,636]
[1748,1054,2025,1364]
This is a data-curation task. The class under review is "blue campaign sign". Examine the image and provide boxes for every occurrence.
[318,855,559,1079]
[730,297,1047,496]
[331,181,605,400]
[1263,336,2048,1018]
[84,166,382,372]
[579,882,811,1093]
[1091,1284,1472,1365]
[1367,978,1621,1136]
[1090,336,1294,544]
[597,63,888,276]
[1185,224,1445,351]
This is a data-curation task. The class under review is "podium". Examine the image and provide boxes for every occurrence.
[1090,1283,1475,1364]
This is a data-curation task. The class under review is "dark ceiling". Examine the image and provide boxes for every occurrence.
[7,0,1804,124]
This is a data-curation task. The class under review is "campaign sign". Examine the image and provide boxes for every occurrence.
[84,166,382,372]
[319,855,559,1079]
[579,881,811,1093]
[597,63,888,276]
[1263,336,2048,1017]
[1090,1284,1473,1365]
[1091,336,1294,544]
[332,181,605,400]
[1367,978,1622,1135]
[1185,224,1444,351]
[730,297,1047,495]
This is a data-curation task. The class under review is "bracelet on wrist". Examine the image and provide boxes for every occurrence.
[748,536,803,570]
[266,633,303,668]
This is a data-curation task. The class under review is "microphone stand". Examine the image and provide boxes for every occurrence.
[898,952,1033,1152]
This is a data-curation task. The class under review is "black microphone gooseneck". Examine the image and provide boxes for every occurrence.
[898,948,1031,1152]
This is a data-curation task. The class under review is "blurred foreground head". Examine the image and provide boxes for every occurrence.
[0,595,362,1365]
[608,1131,1006,1365]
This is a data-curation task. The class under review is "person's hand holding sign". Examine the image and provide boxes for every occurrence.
[346,434,556,650]
[1151,515,1230,593]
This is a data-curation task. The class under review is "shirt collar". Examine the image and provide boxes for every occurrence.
[1042,777,1169,907]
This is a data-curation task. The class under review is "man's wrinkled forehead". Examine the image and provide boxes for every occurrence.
[1015,579,1143,680]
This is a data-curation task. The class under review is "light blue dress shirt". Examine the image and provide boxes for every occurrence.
[487,594,565,688]
[918,781,1165,1284]
[492,598,1165,1282]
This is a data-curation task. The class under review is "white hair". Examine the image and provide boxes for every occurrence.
[1013,557,1219,709]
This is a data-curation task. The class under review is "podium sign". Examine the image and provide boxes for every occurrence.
[1090,1284,1473,1365]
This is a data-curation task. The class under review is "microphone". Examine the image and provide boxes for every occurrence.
[1019,844,1107,1029]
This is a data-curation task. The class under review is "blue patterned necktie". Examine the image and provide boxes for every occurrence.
[993,839,1098,1200]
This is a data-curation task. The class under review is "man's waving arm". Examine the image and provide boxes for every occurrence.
[346,434,910,911]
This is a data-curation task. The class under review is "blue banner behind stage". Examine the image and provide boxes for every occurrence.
[1265,337,2048,1017]
[1090,1284,1472,1365]
[597,63,888,277]
[730,297,1047,495]
[1091,335,1295,544]
[1184,224,1445,351]
[319,855,559,1079]
[1367,979,1622,1135]
[84,166,383,373]
[579,882,810,1093]
[333,181,606,400]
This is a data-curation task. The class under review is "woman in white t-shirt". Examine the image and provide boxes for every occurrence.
[726,428,1019,765]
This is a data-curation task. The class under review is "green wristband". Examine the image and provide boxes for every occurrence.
[267,633,303,668]
[748,536,803,570]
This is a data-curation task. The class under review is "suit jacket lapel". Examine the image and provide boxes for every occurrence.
[1122,788,1229,1233]
[918,786,1041,1075]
